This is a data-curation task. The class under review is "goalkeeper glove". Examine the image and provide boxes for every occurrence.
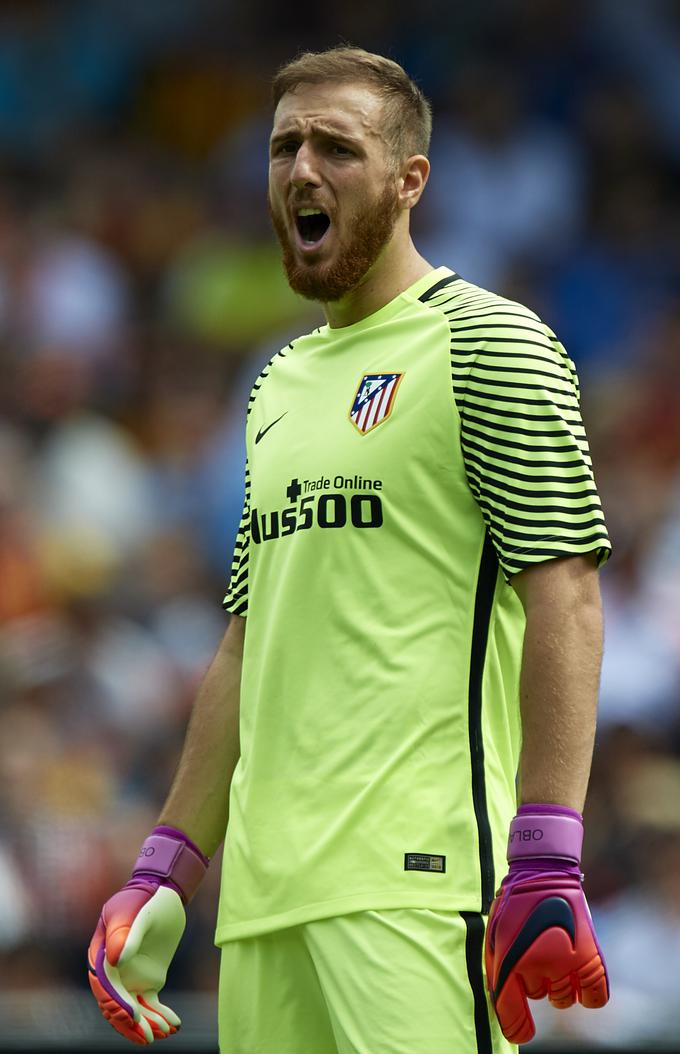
[484,803,609,1045]
[88,825,209,1045]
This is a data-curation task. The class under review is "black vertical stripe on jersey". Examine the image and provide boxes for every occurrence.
[469,531,497,913]
[418,273,460,302]
[461,912,493,1054]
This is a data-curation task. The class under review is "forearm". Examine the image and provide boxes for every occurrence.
[158,614,244,858]
[515,557,604,811]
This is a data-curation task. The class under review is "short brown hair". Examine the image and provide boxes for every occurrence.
[272,46,432,163]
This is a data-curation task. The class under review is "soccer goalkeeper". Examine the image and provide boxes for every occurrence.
[89,46,610,1052]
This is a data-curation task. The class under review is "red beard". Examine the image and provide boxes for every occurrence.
[269,183,400,303]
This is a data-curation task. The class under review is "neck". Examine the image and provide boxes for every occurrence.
[322,234,434,329]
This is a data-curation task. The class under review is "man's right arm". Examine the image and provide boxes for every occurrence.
[157,613,245,858]
[88,615,244,1043]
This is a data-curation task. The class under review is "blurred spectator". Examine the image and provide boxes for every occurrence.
[420,60,585,287]
[21,232,130,357]
[595,0,680,158]
[36,413,154,557]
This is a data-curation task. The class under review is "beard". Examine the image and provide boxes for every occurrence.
[269,182,401,302]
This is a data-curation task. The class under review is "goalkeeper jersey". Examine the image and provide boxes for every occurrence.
[216,267,611,944]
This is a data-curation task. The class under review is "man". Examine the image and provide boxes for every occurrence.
[88,47,611,1052]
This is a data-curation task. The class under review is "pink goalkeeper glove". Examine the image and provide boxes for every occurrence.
[484,804,609,1045]
[88,826,209,1045]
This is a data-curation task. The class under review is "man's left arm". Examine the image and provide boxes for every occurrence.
[447,305,612,1039]
[513,552,603,811]
[484,553,610,1045]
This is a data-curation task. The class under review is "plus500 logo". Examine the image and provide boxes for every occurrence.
[250,492,382,544]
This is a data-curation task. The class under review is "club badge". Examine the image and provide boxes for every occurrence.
[349,373,404,435]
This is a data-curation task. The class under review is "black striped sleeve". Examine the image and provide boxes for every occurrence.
[223,456,251,617]
[222,346,288,616]
[447,295,611,580]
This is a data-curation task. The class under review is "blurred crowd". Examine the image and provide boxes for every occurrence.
[0,0,678,1047]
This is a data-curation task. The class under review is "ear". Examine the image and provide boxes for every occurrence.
[398,155,430,211]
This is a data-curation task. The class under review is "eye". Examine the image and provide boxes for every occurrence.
[273,140,298,156]
[330,142,353,157]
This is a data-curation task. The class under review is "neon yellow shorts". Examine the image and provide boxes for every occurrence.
[217,908,515,1053]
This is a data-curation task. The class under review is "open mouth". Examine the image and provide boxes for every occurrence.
[295,208,331,249]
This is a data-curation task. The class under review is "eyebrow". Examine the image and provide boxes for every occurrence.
[270,125,364,149]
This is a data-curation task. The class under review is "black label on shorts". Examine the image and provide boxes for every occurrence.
[404,853,446,873]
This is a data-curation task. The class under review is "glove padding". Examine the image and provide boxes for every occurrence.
[88,826,209,1045]
[88,880,185,1044]
[484,805,609,1045]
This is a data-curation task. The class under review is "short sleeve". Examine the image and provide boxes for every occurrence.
[450,306,611,581]
[223,457,251,616]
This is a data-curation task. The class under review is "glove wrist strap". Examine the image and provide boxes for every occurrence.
[132,825,209,904]
[507,803,583,866]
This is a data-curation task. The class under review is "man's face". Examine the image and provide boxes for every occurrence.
[268,82,401,302]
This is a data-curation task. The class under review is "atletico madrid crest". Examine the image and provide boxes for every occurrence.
[349,373,404,435]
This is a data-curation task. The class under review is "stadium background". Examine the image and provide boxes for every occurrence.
[0,1,678,1051]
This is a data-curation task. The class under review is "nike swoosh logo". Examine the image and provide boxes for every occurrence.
[255,412,287,445]
[492,896,575,1002]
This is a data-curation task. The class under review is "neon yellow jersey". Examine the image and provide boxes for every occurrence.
[216,268,610,944]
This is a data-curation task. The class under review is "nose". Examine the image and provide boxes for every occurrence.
[290,142,321,189]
